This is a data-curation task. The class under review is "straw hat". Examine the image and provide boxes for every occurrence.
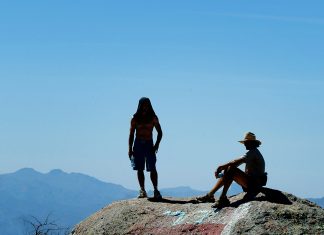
[238,132,262,145]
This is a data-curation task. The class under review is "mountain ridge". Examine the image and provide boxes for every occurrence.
[0,168,210,235]
[0,168,137,235]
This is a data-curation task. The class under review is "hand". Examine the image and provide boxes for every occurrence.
[214,170,219,178]
[128,149,133,159]
[215,165,224,178]
[153,144,159,154]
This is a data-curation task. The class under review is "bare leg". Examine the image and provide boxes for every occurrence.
[150,169,158,191]
[209,167,249,198]
[221,167,249,198]
[232,168,249,188]
[209,177,225,195]
[208,166,233,195]
[137,170,145,190]
[220,175,234,198]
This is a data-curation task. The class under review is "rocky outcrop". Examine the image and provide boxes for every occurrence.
[71,188,324,235]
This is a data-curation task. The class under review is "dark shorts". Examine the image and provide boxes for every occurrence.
[131,139,156,172]
[242,173,267,193]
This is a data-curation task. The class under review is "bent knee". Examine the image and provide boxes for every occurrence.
[224,166,237,177]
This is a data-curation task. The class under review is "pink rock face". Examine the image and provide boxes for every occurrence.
[71,191,324,235]
[128,223,226,235]
[117,198,250,234]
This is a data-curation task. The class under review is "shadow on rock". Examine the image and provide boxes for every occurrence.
[230,187,292,208]
[147,197,198,204]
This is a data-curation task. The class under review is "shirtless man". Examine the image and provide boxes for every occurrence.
[197,132,267,208]
[128,97,163,199]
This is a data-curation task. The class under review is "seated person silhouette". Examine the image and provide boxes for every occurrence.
[197,132,267,209]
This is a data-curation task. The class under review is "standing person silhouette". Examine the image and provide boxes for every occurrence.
[128,97,163,200]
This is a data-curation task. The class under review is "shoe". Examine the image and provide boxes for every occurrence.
[211,197,230,209]
[242,192,258,201]
[196,193,215,203]
[153,190,162,200]
[137,189,147,198]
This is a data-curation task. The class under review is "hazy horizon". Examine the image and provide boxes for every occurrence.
[0,166,321,200]
[1,1,324,198]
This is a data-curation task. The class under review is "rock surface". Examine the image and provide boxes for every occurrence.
[71,188,324,235]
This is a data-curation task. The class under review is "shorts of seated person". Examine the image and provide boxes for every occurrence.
[132,139,156,172]
[242,173,267,193]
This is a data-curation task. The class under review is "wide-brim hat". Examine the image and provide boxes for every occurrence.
[238,132,262,145]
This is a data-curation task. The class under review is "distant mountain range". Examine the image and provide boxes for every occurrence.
[0,168,207,234]
[0,168,321,235]
[307,197,324,208]
[0,168,137,235]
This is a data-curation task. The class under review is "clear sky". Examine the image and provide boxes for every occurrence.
[1,1,323,198]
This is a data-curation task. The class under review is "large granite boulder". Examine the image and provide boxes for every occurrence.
[71,188,324,235]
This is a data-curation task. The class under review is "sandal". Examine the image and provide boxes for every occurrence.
[242,191,258,201]
[212,197,230,209]
[137,189,147,198]
[196,193,215,203]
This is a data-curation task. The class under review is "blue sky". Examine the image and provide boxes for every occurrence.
[1,1,323,198]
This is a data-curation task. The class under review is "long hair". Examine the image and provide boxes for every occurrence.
[133,97,157,123]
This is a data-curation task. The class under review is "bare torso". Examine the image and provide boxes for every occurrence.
[130,116,161,140]
[135,121,154,140]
